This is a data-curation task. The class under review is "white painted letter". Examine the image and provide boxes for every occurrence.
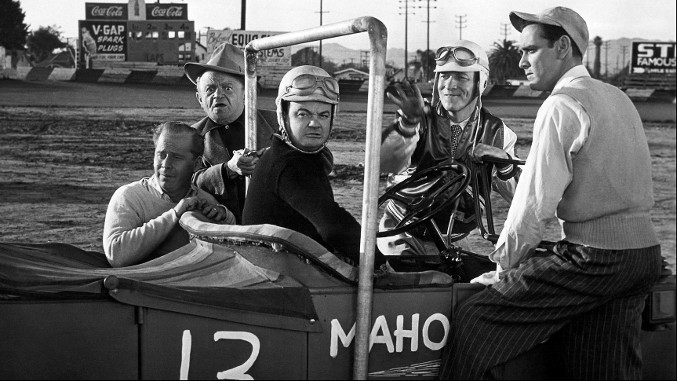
[369,315,394,353]
[179,330,192,380]
[422,313,449,351]
[214,331,260,380]
[394,313,420,352]
[330,319,355,358]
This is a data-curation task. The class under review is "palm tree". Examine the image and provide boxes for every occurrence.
[593,36,602,79]
[488,39,523,85]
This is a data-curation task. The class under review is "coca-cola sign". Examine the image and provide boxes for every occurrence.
[146,3,188,20]
[85,3,128,20]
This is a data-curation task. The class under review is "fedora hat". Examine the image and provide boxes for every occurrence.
[184,43,244,85]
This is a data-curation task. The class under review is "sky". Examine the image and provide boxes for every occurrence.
[18,0,677,53]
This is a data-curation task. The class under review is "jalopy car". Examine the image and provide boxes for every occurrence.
[1,17,675,380]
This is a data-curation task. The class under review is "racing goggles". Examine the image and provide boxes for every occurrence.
[434,46,480,67]
[284,74,340,102]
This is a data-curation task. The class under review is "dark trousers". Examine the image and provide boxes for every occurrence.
[439,242,662,380]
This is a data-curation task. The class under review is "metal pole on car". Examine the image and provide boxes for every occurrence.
[244,17,387,379]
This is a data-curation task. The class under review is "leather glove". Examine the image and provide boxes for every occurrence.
[386,79,425,136]
[469,143,511,168]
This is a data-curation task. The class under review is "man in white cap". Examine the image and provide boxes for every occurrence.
[440,7,662,379]
[379,40,520,264]
[184,43,278,223]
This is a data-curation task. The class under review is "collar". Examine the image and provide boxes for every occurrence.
[201,112,245,135]
[553,65,591,93]
[149,174,199,202]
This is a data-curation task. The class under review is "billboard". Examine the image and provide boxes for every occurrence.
[206,30,291,66]
[146,3,188,20]
[630,41,676,74]
[79,21,127,63]
[85,3,128,20]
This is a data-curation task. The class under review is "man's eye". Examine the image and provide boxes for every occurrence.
[319,114,330,120]
[297,112,309,118]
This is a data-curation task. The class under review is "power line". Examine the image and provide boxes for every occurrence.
[416,0,436,81]
[620,45,629,70]
[315,0,329,67]
[455,14,467,40]
[603,40,611,78]
[499,23,510,41]
[398,0,415,79]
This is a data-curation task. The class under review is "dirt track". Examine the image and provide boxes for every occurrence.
[0,103,674,273]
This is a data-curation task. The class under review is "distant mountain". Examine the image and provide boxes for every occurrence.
[292,42,418,69]
[294,39,675,76]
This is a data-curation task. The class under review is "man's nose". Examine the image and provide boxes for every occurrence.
[214,86,227,97]
[519,53,529,69]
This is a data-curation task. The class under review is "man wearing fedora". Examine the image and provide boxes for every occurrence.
[439,6,661,380]
[184,43,277,223]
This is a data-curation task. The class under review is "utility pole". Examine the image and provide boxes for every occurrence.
[455,14,467,40]
[316,0,329,67]
[417,0,436,82]
[240,0,246,30]
[603,40,610,78]
[500,23,510,41]
[620,45,628,70]
[399,0,415,79]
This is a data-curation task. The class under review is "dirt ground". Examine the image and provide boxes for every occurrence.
[0,106,674,273]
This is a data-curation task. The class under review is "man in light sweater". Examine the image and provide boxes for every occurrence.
[439,7,662,380]
[103,122,235,267]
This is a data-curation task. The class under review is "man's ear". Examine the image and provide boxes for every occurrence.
[195,91,202,105]
[557,35,573,59]
[193,155,203,172]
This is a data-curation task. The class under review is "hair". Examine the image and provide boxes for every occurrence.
[152,121,204,157]
[526,22,583,59]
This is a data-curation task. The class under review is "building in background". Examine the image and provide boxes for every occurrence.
[78,0,194,69]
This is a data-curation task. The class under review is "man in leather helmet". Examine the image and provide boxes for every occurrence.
[184,42,277,223]
[243,65,386,267]
[378,40,520,256]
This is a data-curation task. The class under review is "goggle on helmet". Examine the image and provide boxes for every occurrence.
[275,65,340,132]
[433,40,490,92]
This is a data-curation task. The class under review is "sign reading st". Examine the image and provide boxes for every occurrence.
[631,41,676,74]
[206,30,291,66]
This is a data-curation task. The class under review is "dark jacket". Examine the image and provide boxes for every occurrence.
[192,109,277,223]
[409,104,520,234]
[242,138,362,262]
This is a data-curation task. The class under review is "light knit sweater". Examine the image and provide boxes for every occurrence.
[553,76,658,249]
[103,175,234,267]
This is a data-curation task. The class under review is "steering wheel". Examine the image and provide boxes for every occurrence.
[377,162,470,237]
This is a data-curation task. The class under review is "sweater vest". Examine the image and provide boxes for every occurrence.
[552,77,658,249]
